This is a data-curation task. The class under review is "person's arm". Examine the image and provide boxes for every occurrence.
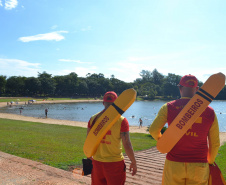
[85,119,93,160]
[207,113,220,164]
[121,132,137,176]
[149,103,168,141]
[87,127,91,136]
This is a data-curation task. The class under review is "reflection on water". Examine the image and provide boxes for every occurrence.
[0,100,226,132]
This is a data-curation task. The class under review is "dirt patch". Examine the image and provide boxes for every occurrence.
[0,151,91,185]
[0,147,165,185]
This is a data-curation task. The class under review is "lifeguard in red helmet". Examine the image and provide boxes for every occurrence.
[87,91,137,185]
[149,74,220,185]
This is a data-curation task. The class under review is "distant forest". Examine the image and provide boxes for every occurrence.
[0,69,226,100]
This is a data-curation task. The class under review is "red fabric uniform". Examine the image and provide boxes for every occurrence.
[149,97,220,185]
[166,98,215,163]
[91,160,126,185]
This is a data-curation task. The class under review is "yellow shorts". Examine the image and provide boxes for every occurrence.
[162,159,209,185]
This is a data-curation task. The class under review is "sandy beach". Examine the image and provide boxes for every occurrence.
[0,100,225,146]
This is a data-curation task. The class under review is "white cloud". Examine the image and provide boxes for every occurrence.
[59,59,92,64]
[74,66,97,77]
[4,0,18,10]
[81,26,92,32]
[18,31,68,42]
[51,25,58,30]
[109,61,150,82]
[0,58,41,77]
[117,52,226,83]
[0,0,3,7]
[59,66,97,77]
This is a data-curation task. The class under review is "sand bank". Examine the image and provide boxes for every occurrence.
[0,99,102,108]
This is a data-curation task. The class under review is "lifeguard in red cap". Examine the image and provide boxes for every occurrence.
[87,91,137,185]
[149,74,220,185]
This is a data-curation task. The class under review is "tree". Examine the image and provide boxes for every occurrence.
[0,75,7,95]
[139,82,157,99]
[215,85,226,100]
[152,69,164,86]
[66,72,79,96]
[86,73,112,96]
[54,75,66,96]
[38,71,56,96]
[6,76,26,96]
[139,70,152,82]
[110,77,132,94]
[25,77,41,96]
[54,73,79,97]
[87,79,101,96]
[162,73,181,98]
[77,79,89,95]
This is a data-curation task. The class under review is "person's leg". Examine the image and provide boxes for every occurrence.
[162,159,186,185]
[91,160,107,185]
[186,162,209,185]
[104,160,126,185]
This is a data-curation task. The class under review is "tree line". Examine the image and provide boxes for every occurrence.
[0,69,225,100]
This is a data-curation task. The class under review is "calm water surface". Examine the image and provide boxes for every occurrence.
[0,100,225,132]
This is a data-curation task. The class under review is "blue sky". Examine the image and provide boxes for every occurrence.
[0,0,226,83]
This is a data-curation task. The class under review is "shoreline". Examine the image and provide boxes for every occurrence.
[0,100,225,146]
[0,99,102,108]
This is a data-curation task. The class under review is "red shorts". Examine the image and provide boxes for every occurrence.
[91,160,126,185]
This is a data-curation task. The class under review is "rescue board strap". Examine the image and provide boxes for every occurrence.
[112,103,124,115]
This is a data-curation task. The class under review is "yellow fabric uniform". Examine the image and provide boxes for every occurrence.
[89,112,128,162]
[163,159,210,185]
[149,97,220,185]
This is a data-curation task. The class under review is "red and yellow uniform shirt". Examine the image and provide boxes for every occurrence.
[88,111,129,162]
[167,98,215,162]
[149,97,220,164]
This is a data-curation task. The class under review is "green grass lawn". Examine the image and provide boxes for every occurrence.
[0,117,225,179]
[215,143,226,179]
[129,133,156,151]
[0,98,34,103]
[0,118,155,170]
[0,118,87,170]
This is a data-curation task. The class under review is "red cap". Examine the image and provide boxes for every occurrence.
[103,91,118,102]
[178,74,198,88]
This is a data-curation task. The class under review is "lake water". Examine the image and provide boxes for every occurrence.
[0,100,226,132]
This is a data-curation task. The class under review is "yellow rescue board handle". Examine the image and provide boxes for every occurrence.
[83,88,137,158]
[157,72,225,154]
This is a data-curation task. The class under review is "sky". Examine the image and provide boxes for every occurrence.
[0,0,226,83]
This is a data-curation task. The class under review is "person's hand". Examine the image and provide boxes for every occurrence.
[129,161,137,176]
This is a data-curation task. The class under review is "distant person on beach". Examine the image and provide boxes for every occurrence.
[138,118,143,128]
[87,91,137,185]
[149,74,220,185]
[45,108,48,118]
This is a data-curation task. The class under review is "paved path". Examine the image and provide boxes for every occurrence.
[0,147,166,185]
[0,151,90,185]
[124,147,166,185]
